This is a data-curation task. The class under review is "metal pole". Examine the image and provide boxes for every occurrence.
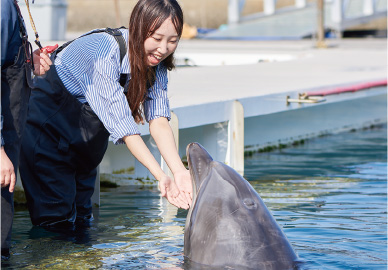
[317,0,327,48]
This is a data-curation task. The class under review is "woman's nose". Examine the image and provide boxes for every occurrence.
[158,41,168,54]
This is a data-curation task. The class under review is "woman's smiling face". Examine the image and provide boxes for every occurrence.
[144,17,179,67]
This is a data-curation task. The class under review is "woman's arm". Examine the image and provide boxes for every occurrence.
[149,117,192,206]
[123,134,189,209]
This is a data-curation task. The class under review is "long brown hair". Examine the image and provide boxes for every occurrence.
[127,0,183,124]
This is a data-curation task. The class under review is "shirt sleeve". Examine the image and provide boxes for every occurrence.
[144,63,171,122]
[1,0,20,67]
[1,0,21,147]
[82,35,140,145]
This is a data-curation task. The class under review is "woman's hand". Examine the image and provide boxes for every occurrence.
[148,118,193,208]
[33,49,52,76]
[173,169,192,207]
[159,174,189,209]
[123,135,189,209]
[1,147,15,192]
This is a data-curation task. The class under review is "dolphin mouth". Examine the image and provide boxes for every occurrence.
[186,143,214,198]
[185,143,214,248]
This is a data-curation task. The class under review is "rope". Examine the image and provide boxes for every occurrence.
[23,0,42,49]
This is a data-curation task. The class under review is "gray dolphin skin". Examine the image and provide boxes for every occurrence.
[184,142,299,270]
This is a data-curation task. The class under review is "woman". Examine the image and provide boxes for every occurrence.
[19,0,192,230]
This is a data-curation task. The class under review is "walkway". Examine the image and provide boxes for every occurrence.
[169,38,386,109]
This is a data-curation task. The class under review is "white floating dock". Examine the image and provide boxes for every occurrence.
[99,38,387,197]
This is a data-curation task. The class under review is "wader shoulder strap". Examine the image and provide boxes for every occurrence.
[13,0,28,41]
[10,0,34,75]
[105,27,127,66]
[55,27,127,65]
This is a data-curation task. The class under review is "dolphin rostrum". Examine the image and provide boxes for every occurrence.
[184,142,299,270]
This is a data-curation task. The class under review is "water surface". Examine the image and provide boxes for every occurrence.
[2,125,387,269]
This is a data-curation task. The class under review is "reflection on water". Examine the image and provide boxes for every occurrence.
[3,125,387,269]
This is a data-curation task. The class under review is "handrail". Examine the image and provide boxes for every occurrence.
[228,0,387,34]
[228,0,309,24]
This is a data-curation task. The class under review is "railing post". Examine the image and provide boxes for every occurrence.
[228,0,240,24]
[331,0,344,24]
[317,0,327,48]
[363,0,376,15]
[295,0,307,8]
[264,0,277,15]
[225,100,244,176]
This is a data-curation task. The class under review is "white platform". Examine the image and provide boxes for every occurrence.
[98,39,387,195]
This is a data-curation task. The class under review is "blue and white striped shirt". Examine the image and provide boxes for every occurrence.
[54,28,171,144]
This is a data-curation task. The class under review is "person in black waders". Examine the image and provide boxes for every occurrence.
[1,0,53,260]
[19,0,193,235]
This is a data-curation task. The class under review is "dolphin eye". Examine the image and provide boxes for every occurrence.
[243,198,257,209]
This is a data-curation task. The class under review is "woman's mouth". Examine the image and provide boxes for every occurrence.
[148,54,162,65]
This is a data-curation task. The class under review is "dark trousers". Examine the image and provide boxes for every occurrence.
[19,64,109,229]
[1,143,21,255]
[1,43,31,255]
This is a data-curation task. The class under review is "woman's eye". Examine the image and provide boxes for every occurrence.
[153,37,161,41]
[169,40,178,44]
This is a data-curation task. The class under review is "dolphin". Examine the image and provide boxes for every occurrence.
[184,142,299,270]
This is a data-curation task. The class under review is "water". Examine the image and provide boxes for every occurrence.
[244,125,387,269]
[2,125,387,269]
